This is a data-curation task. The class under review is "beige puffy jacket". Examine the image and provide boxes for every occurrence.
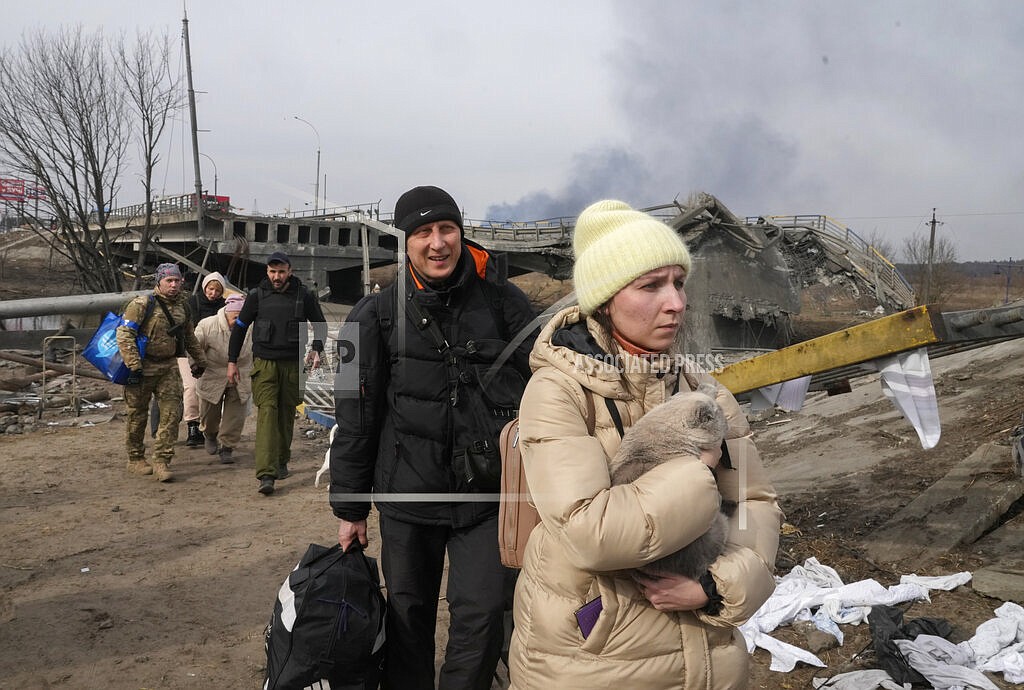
[509,307,782,690]
[193,308,253,405]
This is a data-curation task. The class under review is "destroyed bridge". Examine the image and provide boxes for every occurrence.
[92,191,914,354]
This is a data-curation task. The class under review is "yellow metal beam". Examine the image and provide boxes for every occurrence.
[714,305,947,395]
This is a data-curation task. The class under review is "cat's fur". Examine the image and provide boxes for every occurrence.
[607,388,728,579]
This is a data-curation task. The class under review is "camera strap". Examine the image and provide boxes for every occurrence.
[154,296,186,354]
[404,294,464,406]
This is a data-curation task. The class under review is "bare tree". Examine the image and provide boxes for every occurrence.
[901,232,963,306]
[0,27,131,293]
[116,31,182,290]
[865,229,898,265]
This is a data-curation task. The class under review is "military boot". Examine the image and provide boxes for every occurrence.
[204,432,219,455]
[151,461,174,482]
[219,447,234,464]
[126,460,152,476]
[185,421,202,447]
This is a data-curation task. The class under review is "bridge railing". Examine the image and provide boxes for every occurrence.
[463,216,575,243]
[284,201,382,220]
[103,193,228,222]
[751,214,915,307]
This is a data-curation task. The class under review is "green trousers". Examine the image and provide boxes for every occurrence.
[250,357,301,479]
[124,364,182,464]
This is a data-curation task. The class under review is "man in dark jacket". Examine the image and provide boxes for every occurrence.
[227,252,327,495]
[330,186,537,690]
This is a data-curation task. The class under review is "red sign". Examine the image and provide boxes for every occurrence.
[0,178,46,203]
[0,178,25,202]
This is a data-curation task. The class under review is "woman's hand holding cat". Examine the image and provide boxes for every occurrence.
[633,571,709,612]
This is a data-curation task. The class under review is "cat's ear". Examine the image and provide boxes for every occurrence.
[691,398,720,429]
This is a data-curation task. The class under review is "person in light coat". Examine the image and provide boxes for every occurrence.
[179,271,227,446]
[194,294,253,464]
[509,200,783,690]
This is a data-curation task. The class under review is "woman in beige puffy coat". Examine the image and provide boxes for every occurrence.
[509,201,783,690]
[194,294,253,464]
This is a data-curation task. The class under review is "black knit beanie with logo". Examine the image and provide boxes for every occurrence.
[393,185,464,235]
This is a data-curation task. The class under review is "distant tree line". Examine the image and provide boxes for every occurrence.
[0,26,180,292]
[868,229,961,307]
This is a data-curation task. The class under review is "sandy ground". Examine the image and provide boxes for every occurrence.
[0,407,345,689]
[1,340,1021,689]
[1,240,1022,689]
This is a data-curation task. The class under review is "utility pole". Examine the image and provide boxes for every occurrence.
[995,258,1016,305]
[183,11,205,238]
[923,208,940,304]
[1006,258,1014,305]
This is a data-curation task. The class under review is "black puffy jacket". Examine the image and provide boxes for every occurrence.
[228,274,327,362]
[188,292,225,323]
[329,242,537,528]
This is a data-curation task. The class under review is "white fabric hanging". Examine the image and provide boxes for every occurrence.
[870,347,941,449]
[750,375,813,412]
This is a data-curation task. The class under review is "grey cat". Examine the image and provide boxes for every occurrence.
[607,388,729,580]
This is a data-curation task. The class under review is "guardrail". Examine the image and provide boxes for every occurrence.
[463,216,575,244]
[750,214,915,307]
[284,201,382,220]
[103,193,228,222]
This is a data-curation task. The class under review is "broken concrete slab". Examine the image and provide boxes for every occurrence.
[863,443,1024,569]
[970,509,1024,602]
[972,566,1024,604]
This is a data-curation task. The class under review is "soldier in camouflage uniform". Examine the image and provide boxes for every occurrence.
[116,263,209,482]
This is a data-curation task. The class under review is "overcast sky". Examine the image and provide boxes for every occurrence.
[2,1,1022,261]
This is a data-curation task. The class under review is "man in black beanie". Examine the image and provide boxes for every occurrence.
[329,185,538,689]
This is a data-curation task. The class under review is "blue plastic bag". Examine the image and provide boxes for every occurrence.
[82,311,148,384]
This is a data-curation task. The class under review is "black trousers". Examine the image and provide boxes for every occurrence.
[379,513,508,690]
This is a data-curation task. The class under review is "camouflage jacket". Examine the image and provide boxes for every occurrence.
[115,292,208,373]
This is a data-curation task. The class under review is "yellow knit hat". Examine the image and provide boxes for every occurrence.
[572,200,692,315]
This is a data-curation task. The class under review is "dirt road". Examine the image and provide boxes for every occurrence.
[0,405,346,688]
[1,242,1021,688]
[1,337,1021,688]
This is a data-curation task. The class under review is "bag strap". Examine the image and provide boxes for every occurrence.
[603,369,684,439]
[154,295,176,326]
[604,397,624,438]
[404,293,449,354]
[404,294,467,410]
[375,288,393,334]
[477,279,509,341]
[582,386,597,436]
[122,295,156,331]
[483,291,576,391]
[293,282,306,319]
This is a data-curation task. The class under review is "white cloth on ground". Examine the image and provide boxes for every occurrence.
[970,602,1024,684]
[900,572,973,591]
[812,669,910,689]
[739,558,935,673]
[892,635,1000,690]
[820,580,930,626]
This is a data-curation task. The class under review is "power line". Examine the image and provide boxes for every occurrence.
[837,210,1024,221]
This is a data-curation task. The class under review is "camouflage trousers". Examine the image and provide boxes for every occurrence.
[124,364,183,465]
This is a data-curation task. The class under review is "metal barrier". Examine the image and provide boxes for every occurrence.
[39,335,78,418]
[104,193,229,222]
[464,217,574,243]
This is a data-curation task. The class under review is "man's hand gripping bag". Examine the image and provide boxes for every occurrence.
[264,543,386,690]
